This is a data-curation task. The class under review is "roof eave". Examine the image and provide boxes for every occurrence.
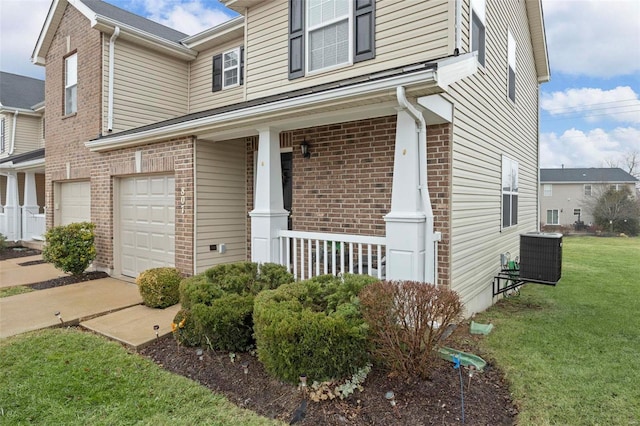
[86,54,477,152]
[526,0,550,83]
[181,16,244,50]
[93,17,197,60]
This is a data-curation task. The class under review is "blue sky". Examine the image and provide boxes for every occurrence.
[0,0,638,169]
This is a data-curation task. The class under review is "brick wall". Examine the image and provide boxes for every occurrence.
[44,5,194,275]
[246,116,452,287]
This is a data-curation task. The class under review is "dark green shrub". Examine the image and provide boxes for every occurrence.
[179,274,222,308]
[172,309,201,347]
[176,262,294,350]
[137,267,182,308]
[191,294,254,351]
[253,274,377,384]
[42,222,96,276]
[0,233,6,251]
[359,280,463,379]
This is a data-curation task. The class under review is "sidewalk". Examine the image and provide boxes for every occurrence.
[0,256,179,349]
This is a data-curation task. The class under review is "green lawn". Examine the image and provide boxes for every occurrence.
[0,285,33,298]
[0,328,282,425]
[477,236,640,425]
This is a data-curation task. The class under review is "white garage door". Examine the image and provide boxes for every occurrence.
[59,181,91,225]
[119,175,175,278]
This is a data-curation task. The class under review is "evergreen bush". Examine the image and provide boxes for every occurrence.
[42,222,96,276]
[136,267,182,308]
[176,262,293,350]
[253,274,377,384]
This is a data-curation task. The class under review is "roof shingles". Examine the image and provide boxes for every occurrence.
[540,168,638,183]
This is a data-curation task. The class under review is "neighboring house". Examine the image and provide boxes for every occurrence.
[540,167,639,228]
[0,72,46,242]
[32,0,549,315]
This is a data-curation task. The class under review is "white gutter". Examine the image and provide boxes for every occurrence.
[455,0,462,54]
[86,66,440,151]
[396,86,438,285]
[107,26,120,132]
[9,110,18,155]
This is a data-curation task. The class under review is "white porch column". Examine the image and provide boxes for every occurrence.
[22,172,40,240]
[249,127,288,264]
[384,109,426,282]
[3,172,20,241]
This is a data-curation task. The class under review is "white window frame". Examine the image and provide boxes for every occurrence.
[222,47,241,89]
[507,29,516,103]
[609,184,621,191]
[306,0,353,74]
[543,184,552,197]
[546,209,559,225]
[64,53,78,115]
[501,155,518,229]
[584,184,592,196]
[470,0,486,67]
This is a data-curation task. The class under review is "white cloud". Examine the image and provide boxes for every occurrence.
[0,0,49,78]
[542,0,640,77]
[541,87,640,124]
[540,127,640,168]
[139,0,233,35]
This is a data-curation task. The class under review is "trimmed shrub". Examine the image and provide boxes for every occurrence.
[137,267,182,308]
[359,280,463,379]
[253,274,377,384]
[191,294,255,351]
[172,309,201,347]
[179,274,222,308]
[177,262,294,350]
[42,222,96,276]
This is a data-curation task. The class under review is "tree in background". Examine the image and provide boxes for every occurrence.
[583,186,639,236]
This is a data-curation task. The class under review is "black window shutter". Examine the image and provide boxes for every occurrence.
[212,54,222,92]
[240,46,245,85]
[288,0,305,80]
[354,0,375,63]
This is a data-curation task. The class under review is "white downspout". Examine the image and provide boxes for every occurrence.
[107,26,120,132]
[9,110,18,155]
[454,0,462,55]
[396,86,438,285]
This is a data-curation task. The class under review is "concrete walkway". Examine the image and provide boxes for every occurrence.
[0,257,179,348]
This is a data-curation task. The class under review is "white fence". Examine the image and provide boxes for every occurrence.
[278,230,386,281]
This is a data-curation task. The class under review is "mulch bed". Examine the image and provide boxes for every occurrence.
[140,326,516,425]
[3,246,516,424]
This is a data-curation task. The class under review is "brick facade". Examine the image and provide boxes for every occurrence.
[44,5,194,275]
[246,116,452,287]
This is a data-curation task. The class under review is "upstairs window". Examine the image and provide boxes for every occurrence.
[471,0,486,67]
[65,53,77,115]
[0,117,5,152]
[212,47,244,92]
[543,184,552,196]
[502,155,518,228]
[584,184,592,196]
[289,0,374,79]
[507,30,516,102]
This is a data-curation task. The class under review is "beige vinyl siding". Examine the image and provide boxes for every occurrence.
[195,138,246,272]
[189,40,246,113]
[447,0,540,314]
[15,115,44,153]
[102,38,189,133]
[245,0,454,100]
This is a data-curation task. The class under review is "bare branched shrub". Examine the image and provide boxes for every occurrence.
[359,280,463,379]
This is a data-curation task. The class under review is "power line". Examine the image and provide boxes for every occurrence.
[541,97,639,113]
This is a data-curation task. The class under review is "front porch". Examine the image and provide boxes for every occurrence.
[0,170,46,243]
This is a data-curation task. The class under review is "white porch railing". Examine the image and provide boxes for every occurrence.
[278,230,386,281]
[23,207,45,240]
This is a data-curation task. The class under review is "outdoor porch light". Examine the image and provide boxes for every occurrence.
[300,140,311,158]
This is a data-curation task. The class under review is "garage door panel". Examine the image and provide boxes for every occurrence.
[119,175,175,278]
[59,181,91,225]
